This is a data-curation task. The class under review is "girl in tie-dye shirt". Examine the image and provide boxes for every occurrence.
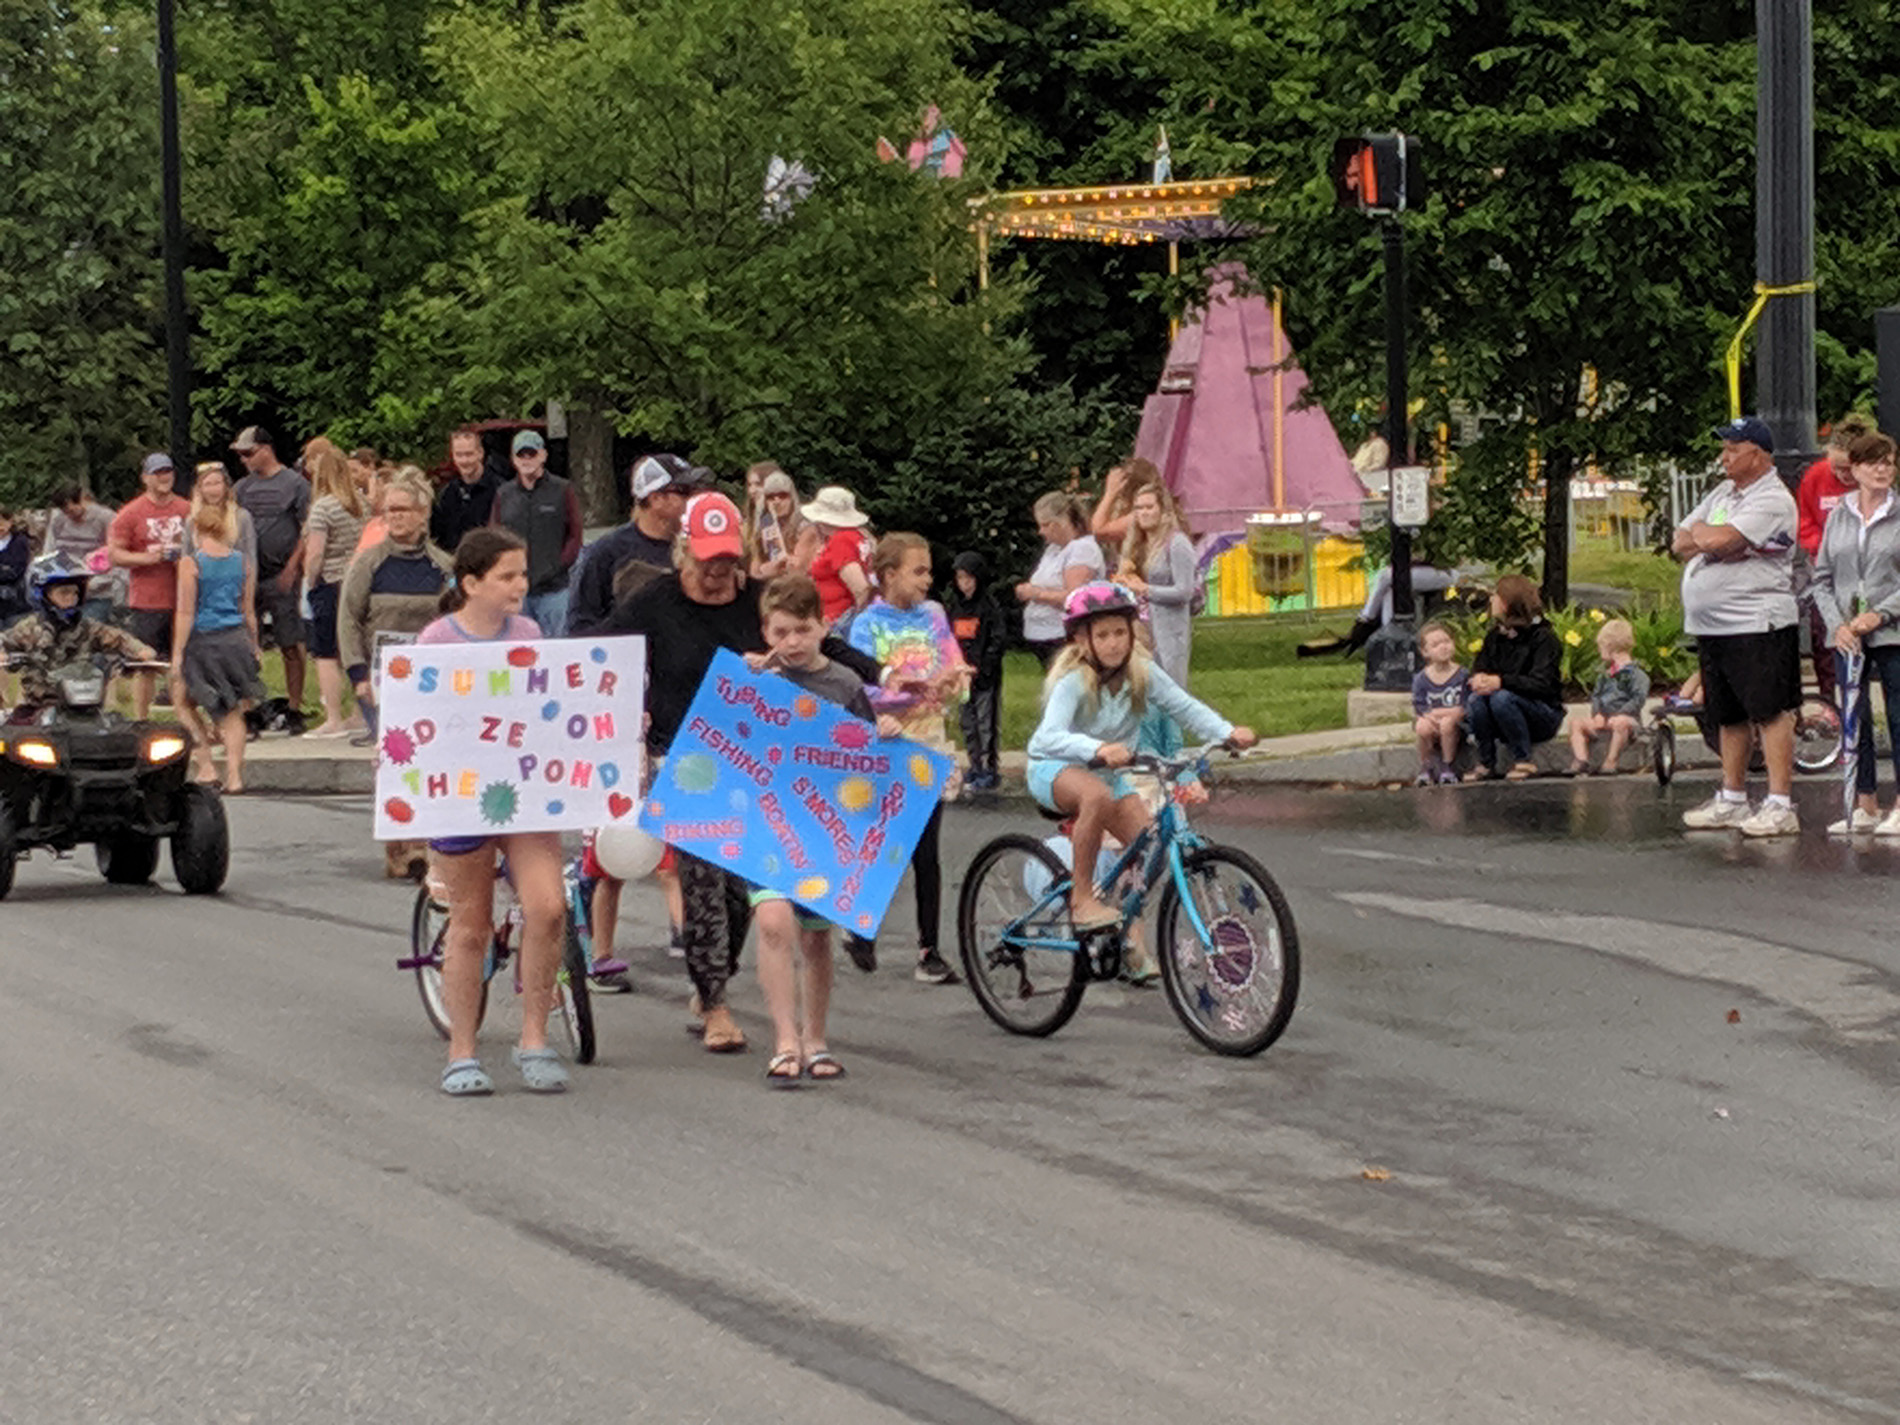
[846,532,970,985]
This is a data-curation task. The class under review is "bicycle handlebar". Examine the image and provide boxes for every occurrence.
[1090,740,1254,779]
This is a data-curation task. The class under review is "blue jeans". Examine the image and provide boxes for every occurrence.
[1838,646,1900,795]
[1467,689,1563,767]
[523,588,569,637]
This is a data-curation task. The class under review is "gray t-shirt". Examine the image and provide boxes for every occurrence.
[232,467,311,579]
[43,500,126,604]
[776,657,874,723]
[1678,474,1798,636]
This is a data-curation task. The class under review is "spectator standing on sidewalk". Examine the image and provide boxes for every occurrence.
[944,550,1005,790]
[0,507,30,627]
[42,485,122,622]
[107,452,188,719]
[1019,491,1105,667]
[231,425,311,733]
[431,426,498,555]
[301,441,370,737]
[489,429,581,635]
[1795,414,1873,713]
[1674,416,1803,837]
[1810,429,1900,836]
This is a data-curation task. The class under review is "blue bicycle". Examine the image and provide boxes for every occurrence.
[956,745,1299,1057]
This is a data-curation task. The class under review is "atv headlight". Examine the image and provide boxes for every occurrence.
[12,739,58,768]
[145,733,189,764]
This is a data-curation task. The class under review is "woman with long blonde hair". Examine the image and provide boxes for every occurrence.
[302,439,370,736]
[1115,481,1198,684]
[173,462,264,791]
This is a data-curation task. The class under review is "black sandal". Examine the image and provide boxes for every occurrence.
[765,1051,803,1088]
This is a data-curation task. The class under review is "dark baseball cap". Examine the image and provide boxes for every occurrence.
[1712,416,1774,453]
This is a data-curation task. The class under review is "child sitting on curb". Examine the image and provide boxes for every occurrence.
[1567,618,1651,775]
[1411,621,1469,785]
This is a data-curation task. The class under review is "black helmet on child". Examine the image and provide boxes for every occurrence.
[28,551,91,624]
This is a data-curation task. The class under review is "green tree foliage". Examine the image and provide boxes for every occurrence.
[406,0,1006,461]
[1086,0,1762,596]
[0,3,166,503]
[167,0,472,451]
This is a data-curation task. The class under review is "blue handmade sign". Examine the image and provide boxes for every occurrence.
[640,650,953,935]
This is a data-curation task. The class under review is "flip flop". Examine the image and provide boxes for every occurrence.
[511,1045,570,1093]
[765,1051,803,1088]
[441,1058,493,1097]
[803,1052,847,1082]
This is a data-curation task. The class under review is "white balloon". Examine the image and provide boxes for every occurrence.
[593,824,665,881]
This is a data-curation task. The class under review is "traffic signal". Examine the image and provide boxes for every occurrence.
[1332,133,1422,214]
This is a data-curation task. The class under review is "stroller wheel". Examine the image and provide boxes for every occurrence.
[1652,722,1676,785]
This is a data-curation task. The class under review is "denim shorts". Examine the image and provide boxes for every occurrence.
[1025,757,1137,813]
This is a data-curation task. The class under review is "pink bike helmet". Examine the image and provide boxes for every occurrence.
[1062,580,1140,636]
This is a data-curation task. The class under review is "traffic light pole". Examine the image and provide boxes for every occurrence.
[1360,218,1416,692]
[1384,219,1412,620]
[158,0,193,483]
[1756,0,1816,488]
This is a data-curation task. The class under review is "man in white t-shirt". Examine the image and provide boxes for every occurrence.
[1673,416,1801,837]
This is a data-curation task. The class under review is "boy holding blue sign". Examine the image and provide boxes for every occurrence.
[748,574,900,1085]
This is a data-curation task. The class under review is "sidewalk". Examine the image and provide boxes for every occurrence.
[238,700,1717,796]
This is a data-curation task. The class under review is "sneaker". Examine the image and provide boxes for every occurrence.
[1682,794,1753,830]
[1436,768,1459,785]
[843,934,878,973]
[1414,770,1433,786]
[1738,801,1800,838]
[589,957,632,992]
[914,949,958,984]
[967,771,1001,792]
[667,932,686,960]
[1874,808,1900,838]
[1828,808,1881,836]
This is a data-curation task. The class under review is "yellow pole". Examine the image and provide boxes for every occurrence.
[1168,240,1180,343]
[1271,287,1286,510]
[1725,280,1816,420]
[976,223,989,291]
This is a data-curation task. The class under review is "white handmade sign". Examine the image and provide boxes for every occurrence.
[371,635,646,840]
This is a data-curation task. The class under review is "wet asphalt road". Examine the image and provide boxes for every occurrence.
[1,773,1896,1423]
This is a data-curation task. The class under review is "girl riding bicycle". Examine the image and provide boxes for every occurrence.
[417,528,570,1098]
[1026,581,1256,931]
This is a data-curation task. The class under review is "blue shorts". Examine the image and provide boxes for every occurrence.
[1026,758,1137,813]
[430,836,491,857]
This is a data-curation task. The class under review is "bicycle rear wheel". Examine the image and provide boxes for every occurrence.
[552,906,597,1064]
[1155,844,1299,1057]
[957,833,1086,1037]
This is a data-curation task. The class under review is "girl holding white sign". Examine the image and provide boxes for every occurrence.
[416,528,571,1097]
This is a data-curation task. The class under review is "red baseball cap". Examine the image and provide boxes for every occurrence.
[683,492,744,560]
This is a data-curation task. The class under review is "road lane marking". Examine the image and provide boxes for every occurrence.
[1337,892,1900,1040]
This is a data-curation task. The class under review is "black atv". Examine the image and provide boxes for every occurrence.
[0,656,228,899]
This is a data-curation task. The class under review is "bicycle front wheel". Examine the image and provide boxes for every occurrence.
[552,907,597,1065]
[1155,844,1299,1057]
[957,833,1087,1037]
